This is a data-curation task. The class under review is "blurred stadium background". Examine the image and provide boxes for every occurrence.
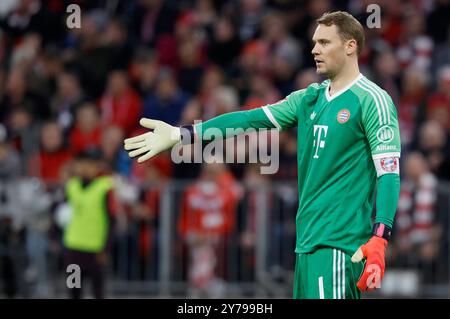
[0,0,449,299]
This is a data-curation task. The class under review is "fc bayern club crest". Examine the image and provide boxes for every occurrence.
[381,157,398,172]
[337,109,350,123]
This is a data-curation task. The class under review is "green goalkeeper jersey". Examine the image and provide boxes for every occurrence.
[263,74,401,255]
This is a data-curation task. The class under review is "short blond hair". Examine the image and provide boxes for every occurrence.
[317,11,365,56]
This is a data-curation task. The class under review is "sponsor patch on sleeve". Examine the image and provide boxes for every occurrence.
[374,157,399,177]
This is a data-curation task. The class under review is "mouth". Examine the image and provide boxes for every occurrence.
[315,59,324,66]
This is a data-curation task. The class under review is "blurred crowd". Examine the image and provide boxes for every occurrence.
[0,0,449,298]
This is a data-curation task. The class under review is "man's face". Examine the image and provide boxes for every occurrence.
[311,24,347,78]
[41,123,63,152]
[75,159,100,179]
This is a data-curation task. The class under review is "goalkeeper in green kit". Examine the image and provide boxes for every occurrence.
[124,11,400,299]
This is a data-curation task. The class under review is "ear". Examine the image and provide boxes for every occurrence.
[346,39,357,56]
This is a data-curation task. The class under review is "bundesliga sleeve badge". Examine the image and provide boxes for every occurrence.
[380,157,398,172]
[374,156,399,176]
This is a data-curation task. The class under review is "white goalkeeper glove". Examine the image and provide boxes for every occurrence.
[124,118,181,163]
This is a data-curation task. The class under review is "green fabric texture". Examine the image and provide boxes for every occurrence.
[194,108,275,139]
[375,173,400,228]
[293,248,364,299]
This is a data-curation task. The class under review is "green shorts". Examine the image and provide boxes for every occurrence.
[293,248,365,299]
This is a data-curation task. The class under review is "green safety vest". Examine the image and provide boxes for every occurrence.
[63,176,113,253]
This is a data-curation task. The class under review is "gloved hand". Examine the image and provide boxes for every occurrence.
[351,236,387,291]
[124,118,181,163]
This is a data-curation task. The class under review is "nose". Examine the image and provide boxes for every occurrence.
[311,43,320,56]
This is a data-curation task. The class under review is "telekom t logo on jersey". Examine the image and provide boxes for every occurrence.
[313,125,328,158]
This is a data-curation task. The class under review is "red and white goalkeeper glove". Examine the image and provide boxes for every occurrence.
[351,223,391,292]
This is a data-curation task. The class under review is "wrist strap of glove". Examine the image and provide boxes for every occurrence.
[372,223,392,241]
[180,125,196,145]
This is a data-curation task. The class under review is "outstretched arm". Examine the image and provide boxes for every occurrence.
[123,85,320,163]
[123,89,306,162]
[123,108,276,163]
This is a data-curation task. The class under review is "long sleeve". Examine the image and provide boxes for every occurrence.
[193,87,313,141]
[193,107,276,140]
[375,173,401,228]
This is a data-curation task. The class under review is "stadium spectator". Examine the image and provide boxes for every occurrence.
[68,102,102,155]
[142,67,189,126]
[414,120,450,180]
[203,85,239,120]
[397,9,433,72]
[261,11,301,96]
[99,69,143,136]
[238,0,268,41]
[0,0,62,44]
[208,17,243,69]
[9,33,41,78]
[393,152,441,284]
[0,67,50,123]
[178,161,239,297]
[398,67,429,150]
[28,121,73,185]
[51,70,87,133]
[130,0,178,47]
[176,40,205,96]
[372,49,401,104]
[242,73,281,110]
[100,125,130,176]
[102,17,133,71]
[234,40,271,96]
[129,48,160,95]
[294,68,321,91]
[69,10,112,98]
[184,65,226,122]
[8,106,41,173]
[62,148,118,299]
[194,0,217,33]
[426,65,450,133]
[34,46,64,100]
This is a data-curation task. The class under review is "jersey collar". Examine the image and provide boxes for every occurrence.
[325,73,363,102]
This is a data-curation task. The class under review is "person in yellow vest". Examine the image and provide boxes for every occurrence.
[63,148,117,299]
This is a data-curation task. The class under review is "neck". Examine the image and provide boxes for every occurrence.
[328,61,360,96]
